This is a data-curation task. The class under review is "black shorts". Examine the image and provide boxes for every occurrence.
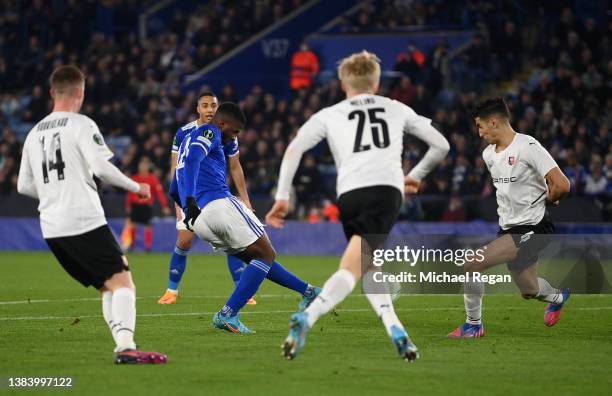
[130,204,153,225]
[45,225,129,289]
[497,213,555,271]
[337,185,402,250]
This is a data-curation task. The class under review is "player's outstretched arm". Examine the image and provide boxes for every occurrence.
[545,167,571,204]
[404,175,421,195]
[266,200,289,228]
[17,142,38,199]
[79,121,144,195]
[90,156,144,195]
[266,117,327,227]
[404,114,450,186]
[228,153,253,210]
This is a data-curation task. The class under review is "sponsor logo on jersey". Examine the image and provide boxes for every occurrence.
[492,176,518,184]
[508,156,516,165]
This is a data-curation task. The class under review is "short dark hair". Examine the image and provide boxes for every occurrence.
[50,65,85,94]
[215,102,246,126]
[472,97,510,120]
[198,91,216,101]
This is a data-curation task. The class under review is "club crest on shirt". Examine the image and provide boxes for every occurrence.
[508,156,516,165]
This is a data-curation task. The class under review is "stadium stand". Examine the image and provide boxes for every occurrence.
[0,0,609,222]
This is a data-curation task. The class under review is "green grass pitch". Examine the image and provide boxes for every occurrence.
[1,252,611,395]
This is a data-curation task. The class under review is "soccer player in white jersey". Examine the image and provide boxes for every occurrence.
[448,98,571,338]
[17,65,167,364]
[266,51,450,361]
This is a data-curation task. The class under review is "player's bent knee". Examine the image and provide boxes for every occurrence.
[104,270,135,292]
[176,231,194,250]
[176,238,193,250]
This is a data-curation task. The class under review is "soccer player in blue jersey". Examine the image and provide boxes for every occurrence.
[170,102,320,333]
[159,92,255,305]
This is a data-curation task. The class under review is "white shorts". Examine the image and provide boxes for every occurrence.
[192,196,265,254]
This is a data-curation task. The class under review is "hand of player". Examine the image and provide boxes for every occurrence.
[265,200,289,228]
[243,200,255,212]
[162,206,171,216]
[183,197,201,232]
[137,183,151,200]
[404,176,421,195]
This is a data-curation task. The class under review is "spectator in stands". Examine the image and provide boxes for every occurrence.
[441,194,466,222]
[584,162,608,197]
[0,142,16,194]
[290,42,320,91]
[496,21,522,79]
[322,199,340,223]
[563,150,587,194]
[399,195,424,221]
[307,206,322,224]
[462,34,491,93]
[427,37,449,94]
[604,154,612,181]
[389,76,415,105]
[394,42,426,83]
[294,154,321,214]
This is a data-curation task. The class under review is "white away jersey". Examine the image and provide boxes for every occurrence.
[483,133,558,230]
[287,94,444,197]
[19,112,115,238]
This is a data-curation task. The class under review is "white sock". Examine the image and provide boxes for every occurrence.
[464,279,484,325]
[362,269,405,336]
[536,277,563,304]
[101,291,119,344]
[304,269,356,328]
[365,293,404,337]
[111,288,137,352]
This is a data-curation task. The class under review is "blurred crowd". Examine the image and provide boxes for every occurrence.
[0,0,305,190]
[330,0,481,33]
[0,1,610,221]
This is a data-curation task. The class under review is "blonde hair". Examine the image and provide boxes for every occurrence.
[337,50,381,93]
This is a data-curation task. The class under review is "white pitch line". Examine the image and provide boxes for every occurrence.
[0,295,290,305]
[1,306,612,321]
[0,294,463,305]
[2,293,612,306]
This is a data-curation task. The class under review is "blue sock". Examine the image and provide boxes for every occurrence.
[227,255,245,287]
[266,261,309,296]
[221,259,270,317]
[168,246,189,291]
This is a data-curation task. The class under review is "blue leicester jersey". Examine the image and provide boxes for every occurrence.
[175,124,233,209]
[173,120,239,157]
